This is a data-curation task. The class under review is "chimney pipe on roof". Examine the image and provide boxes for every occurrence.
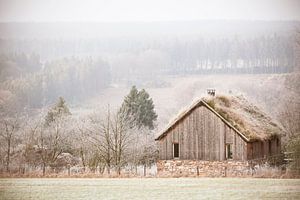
[207,89,216,96]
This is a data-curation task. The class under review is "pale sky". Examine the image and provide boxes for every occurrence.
[0,0,299,22]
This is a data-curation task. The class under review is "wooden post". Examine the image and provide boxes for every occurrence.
[68,164,71,176]
[42,163,46,176]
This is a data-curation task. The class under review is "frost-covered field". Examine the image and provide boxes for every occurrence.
[1,178,300,200]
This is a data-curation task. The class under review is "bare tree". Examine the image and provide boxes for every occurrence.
[84,106,133,175]
[139,140,158,176]
[110,111,132,175]
[21,117,42,173]
[36,117,71,176]
[100,107,113,174]
[0,116,19,172]
[279,100,300,142]
[83,109,113,174]
[75,119,89,172]
[75,118,103,173]
[127,128,158,176]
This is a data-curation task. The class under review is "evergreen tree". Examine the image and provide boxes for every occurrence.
[45,97,71,126]
[120,86,157,130]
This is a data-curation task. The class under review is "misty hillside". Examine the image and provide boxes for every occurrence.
[0,20,299,113]
[70,73,299,134]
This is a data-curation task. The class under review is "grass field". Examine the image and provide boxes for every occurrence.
[0,178,300,200]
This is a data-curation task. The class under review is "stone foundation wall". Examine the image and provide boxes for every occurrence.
[157,160,253,177]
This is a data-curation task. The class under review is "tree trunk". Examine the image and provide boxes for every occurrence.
[99,163,105,174]
[6,138,11,173]
[107,163,110,174]
[42,162,46,176]
[117,166,121,176]
[135,165,138,175]
[144,164,146,177]
[80,148,86,172]
[68,165,71,176]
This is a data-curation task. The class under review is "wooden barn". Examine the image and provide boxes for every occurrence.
[155,95,282,161]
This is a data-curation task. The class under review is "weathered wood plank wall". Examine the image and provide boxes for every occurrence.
[159,104,248,161]
[247,138,281,160]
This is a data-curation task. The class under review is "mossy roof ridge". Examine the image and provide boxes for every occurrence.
[204,95,282,140]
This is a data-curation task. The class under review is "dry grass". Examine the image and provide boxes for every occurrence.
[204,95,282,140]
[216,95,231,107]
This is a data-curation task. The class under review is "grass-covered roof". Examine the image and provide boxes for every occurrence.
[204,95,282,140]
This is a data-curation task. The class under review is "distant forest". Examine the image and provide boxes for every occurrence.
[0,21,299,109]
[0,34,296,74]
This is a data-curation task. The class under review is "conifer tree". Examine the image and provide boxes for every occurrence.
[120,86,157,130]
[45,97,71,126]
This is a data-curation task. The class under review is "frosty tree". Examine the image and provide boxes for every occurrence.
[0,117,20,172]
[39,97,72,175]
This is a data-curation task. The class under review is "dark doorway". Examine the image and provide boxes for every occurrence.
[226,144,233,159]
[173,143,179,158]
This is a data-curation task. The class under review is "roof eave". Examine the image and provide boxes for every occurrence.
[155,99,203,141]
[155,99,252,142]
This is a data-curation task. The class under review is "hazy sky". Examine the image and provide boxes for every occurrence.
[0,0,299,22]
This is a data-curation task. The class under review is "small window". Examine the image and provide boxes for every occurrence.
[173,143,179,159]
[226,144,233,159]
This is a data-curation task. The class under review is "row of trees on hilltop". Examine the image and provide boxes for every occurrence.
[0,86,158,176]
[1,34,297,80]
